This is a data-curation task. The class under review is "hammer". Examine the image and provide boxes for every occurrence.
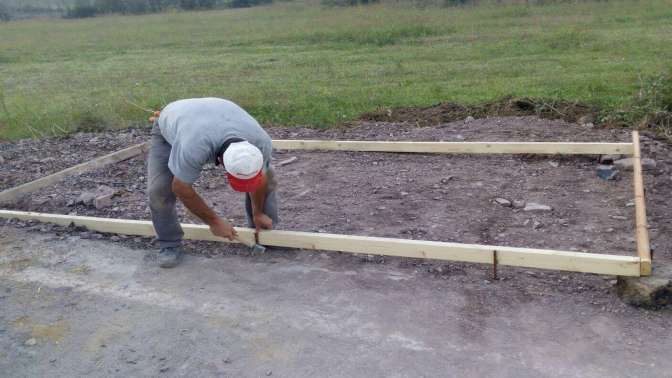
[235,232,266,254]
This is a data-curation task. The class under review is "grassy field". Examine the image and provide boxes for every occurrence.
[0,0,671,140]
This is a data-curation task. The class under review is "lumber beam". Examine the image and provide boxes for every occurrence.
[632,131,652,276]
[272,140,634,155]
[0,210,641,277]
[0,142,149,205]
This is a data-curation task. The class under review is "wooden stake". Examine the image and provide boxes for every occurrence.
[0,210,641,276]
[632,131,652,276]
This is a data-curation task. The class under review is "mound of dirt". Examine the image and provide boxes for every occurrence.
[359,97,596,126]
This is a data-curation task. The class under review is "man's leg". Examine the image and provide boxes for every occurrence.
[245,166,279,228]
[147,123,184,267]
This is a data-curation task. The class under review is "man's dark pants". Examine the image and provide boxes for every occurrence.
[147,123,279,249]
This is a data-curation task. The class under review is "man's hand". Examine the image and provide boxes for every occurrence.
[210,217,238,241]
[253,213,273,232]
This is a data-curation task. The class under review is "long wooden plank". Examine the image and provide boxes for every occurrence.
[632,131,652,276]
[0,210,641,276]
[0,143,149,205]
[272,140,634,155]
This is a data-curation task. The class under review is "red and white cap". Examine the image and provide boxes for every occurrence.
[223,141,264,192]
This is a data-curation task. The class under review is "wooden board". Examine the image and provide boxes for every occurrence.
[0,143,149,205]
[632,131,652,276]
[0,210,641,276]
[272,140,634,155]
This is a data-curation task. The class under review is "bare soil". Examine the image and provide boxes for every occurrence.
[1,116,671,305]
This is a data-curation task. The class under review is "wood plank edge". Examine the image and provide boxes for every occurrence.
[0,210,640,276]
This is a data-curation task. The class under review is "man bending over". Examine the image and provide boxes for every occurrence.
[148,97,278,268]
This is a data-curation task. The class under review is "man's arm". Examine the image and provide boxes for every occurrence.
[171,177,238,240]
[250,172,273,231]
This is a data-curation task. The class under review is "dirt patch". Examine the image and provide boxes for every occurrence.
[359,97,596,127]
[0,116,671,302]
[0,129,147,191]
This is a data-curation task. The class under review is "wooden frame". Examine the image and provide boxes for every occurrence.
[0,210,641,276]
[0,134,651,276]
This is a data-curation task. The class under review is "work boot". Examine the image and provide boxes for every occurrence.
[158,246,183,268]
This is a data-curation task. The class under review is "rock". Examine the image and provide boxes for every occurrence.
[494,197,511,207]
[94,193,114,209]
[79,186,117,208]
[76,192,97,206]
[617,263,672,308]
[512,200,526,209]
[440,176,454,184]
[600,154,623,164]
[578,114,595,125]
[523,202,552,212]
[614,158,657,171]
[24,338,37,346]
[277,156,298,167]
[464,116,475,123]
[533,221,543,230]
[548,161,559,168]
[0,155,4,164]
[596,165,619,180]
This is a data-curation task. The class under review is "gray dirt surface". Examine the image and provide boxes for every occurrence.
[1,226,671,378]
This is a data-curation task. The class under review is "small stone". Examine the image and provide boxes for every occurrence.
[617,262,672,308]
[277,156,298,167]
[523,203,552,212]
[25,338,37,346]
[548,161,559,168]
[533,221,543,230]
[610,215,627,220]
[266,370,273,376]
[94,194,114,209]
[558,218,570,226]
[596,165,619,180]
[625,201,635,207]
[110,236,120,242]
[494,198,511,207]
[440,176,454,184]
[578,114,595,125]
[464,116,475,123]
[76,192,97,206]
[512,200,526,209]
[0,155,4,164]
[614,158,657,171]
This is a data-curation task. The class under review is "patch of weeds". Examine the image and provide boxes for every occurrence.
[606,71,672,139]
[73,108,108,132]
[359,96,597,126]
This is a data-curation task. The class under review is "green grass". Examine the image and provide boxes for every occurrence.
[1,0,671,140]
